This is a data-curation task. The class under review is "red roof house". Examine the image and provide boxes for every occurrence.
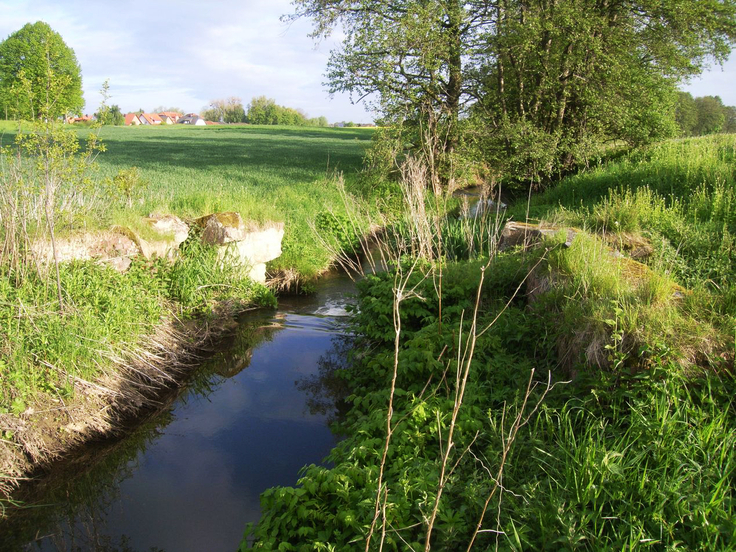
[139,113,163,125]
[159,111,182,124]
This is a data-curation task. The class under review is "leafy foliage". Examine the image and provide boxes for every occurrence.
[289,0,736,187]
[105,166,148,207]
[0,21,84,119]
[245,246,735,549]
[244,135,735,550]
[201,96,246,123]
[245,96,328,127]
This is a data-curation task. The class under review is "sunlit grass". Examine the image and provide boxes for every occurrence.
[3,124,376,276]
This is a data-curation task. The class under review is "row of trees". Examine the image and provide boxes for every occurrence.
[675,93,736,136]
[201,96,329,126]
[288,0,736,186]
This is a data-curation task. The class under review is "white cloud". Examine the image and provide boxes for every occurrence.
[0,0,372,122]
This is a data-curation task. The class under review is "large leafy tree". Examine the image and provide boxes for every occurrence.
[289,0,736,186]
[472,0,736,183]
[287,1,491,167]
[0,21,84,120]
[96,104,124,126]
[245,96,309,125]
[202,96,246,123]
[693,95,727,135]
[675,92,699,136]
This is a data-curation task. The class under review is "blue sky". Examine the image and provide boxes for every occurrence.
[0,0,734,124]
[0,0,374,123]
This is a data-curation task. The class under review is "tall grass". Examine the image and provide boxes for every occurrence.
[2,124,376,277]
[245,135,736,551]
[510,134,736,342]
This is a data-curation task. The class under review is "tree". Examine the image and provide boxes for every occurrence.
[245,97,315,126]
[693,95,727,135]
[286,0,488,179]
[725,105,736,133]
[96,104,124,126]
[0,21,84,119]
[152,105,184,115]
[308,115,329,127]
[675,92,699,136]
[472,0,736,184]
[289,0,736,186]
[246,96,278,124]
[672,93,736,136]
[202,96,245,123]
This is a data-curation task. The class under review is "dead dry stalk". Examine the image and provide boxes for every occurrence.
[365,256,429,552]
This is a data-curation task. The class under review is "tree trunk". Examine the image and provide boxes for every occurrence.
[444,0,464,158]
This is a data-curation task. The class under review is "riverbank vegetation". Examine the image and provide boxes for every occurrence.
[1,122,375,278]
[0,105,375,510]
[243,133,735,550]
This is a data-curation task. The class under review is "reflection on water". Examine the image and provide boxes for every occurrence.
[1,274,356,552]
[296,333,355,424]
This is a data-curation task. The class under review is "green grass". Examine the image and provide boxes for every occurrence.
[245,135,736,550]
[91,125,375,277]
[510,134,736,331]
[2,123,376,277]
[0,240,276,416]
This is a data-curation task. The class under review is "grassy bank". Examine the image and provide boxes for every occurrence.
[1,123,375,277]
[0,122,376,509]
[244,135,735,550]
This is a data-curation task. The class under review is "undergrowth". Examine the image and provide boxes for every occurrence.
[0,240,275,417]
[244,135,736,550]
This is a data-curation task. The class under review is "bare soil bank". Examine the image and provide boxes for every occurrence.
[0,306,245,511]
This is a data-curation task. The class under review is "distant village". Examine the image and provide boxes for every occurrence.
[67,111,228,126]
[65,111,376,128]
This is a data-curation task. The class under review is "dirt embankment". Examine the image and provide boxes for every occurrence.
[0,308,243,510]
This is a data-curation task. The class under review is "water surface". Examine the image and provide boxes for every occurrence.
[2,273,357,552]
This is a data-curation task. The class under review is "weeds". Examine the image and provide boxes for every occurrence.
[245,135,736,550]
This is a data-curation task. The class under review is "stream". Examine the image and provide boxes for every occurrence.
[1,271,359,552]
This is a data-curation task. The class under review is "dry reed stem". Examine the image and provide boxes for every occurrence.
[365,256,429,551]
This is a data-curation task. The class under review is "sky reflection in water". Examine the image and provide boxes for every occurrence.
[14,302,351,552]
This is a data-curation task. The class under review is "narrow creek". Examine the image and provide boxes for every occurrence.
[1,272,359,552]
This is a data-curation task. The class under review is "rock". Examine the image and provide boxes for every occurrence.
[499,221,578,250]
[145,214,189,247]
[32,230,141,272]
[196,212,249,245]
[195,213,284,284]
[229,225,285,283]
[30,212,284,282]
[107,256,133,272]
[603,232,654,260]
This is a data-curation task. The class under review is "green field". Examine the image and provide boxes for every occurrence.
[1,123,376,276]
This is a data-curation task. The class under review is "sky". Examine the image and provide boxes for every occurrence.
[0,0,375,123]
[0,0,734,124]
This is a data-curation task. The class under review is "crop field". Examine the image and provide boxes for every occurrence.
[1,123,375,276]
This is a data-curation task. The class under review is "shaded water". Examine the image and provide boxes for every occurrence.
[1,273,358,552]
